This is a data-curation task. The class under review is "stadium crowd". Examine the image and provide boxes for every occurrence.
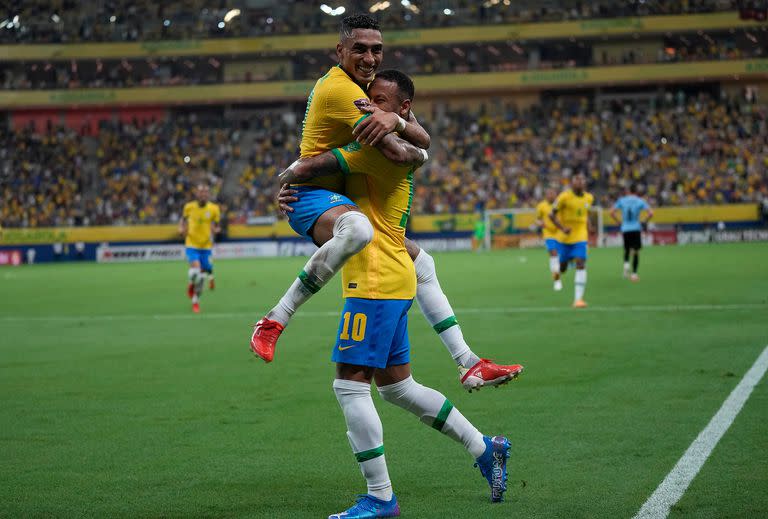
[414,93,767,214]
[0,0,739,44]
[91,116,234,224]
[1,92,766,228]
[0,125,88,227]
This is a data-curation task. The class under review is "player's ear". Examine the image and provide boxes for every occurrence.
[400,99,411,119]
[336,42,344,62]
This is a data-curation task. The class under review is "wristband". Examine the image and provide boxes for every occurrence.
[395,115,407,133]
[419,148,428,163]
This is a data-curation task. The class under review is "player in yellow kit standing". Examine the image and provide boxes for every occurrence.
[279,70,511,518]
[179,184,220,314]
[535,187,562,291]
[550,173,594,308]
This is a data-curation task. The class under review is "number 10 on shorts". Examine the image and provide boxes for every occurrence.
[339,312,367,341]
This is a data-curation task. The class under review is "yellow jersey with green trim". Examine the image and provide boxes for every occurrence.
[553,190,594,244]
[332,143,416,300]
[299,66,370,192]
[183,201,220,249]
[535,200,558,240]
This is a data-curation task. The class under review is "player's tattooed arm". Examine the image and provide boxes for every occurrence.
[353,105,431,149]
[277,153,341,185]
[376,133,428,167]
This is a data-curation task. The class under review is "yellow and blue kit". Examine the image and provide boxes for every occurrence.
[553,189,594,262]
[183,201,220,271]
[288,65,372,239]
[329,142,417,369]
[535,199,559,252]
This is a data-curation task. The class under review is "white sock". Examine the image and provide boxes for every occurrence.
[623,261,630,273]
[549,256,560,275]
[188,267,199,283]
[268,212,373,326]
[378,376,486,459]
[333,379,393,501]
[575,269,587,302]
[413,250,480,369]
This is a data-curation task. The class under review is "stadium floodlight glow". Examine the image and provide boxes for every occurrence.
[443,8,454,15]
[320,4,346,16]
[51,13,61,23]
[369,1,391,13]
[184,156,191,164]
[224,9,241,23]
[0,20,7,29]
[217,21,225,29]
[163,19,171,27]
[109,15,116,23]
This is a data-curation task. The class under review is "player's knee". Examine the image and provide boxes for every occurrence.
[377,376,415,407]
[334,211,373,254]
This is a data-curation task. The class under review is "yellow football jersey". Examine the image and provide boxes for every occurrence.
[535,200,558,240]
[332,143,416,300]
[183,201,220,249]
[298,66,371,192]
[553,190,594,244]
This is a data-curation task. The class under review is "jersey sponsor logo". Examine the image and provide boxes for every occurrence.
[342,141,361,152]
[329,193,343,204]
[347,282,358,289]
[338,344,355,351]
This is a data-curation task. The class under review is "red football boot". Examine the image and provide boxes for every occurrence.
[187,282,194,299]
[250,318,285,363]
[192,302,200,314]
[460,359,523,392]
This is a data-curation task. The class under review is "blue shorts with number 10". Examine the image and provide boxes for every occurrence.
[332,298,413,369]
[287,186,356,241]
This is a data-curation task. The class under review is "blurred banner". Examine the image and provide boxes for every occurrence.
[1,12,761,61]
[3,59,766,108]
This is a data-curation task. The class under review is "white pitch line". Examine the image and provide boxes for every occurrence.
[0,303,765,323]
[633,344,768,519]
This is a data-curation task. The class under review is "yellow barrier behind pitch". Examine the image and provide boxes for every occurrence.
[0,204,759,245]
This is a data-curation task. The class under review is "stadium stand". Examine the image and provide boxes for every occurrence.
[0,0,739,43]
[3,29,765,90]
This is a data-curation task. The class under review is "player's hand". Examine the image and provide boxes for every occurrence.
[352,107,399,146]
[277,183,298,215]
[277,159,302,185]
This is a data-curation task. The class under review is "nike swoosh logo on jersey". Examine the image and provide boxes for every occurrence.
[338,345,355,351]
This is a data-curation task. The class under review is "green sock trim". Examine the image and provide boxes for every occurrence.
[432,400,454,432]
[298,270,321,294]
[433,315,459,334]
[355,445,385,463]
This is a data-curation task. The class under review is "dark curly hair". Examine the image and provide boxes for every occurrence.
[340,14,380,41]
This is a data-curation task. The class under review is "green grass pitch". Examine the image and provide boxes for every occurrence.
[1,242,767,518]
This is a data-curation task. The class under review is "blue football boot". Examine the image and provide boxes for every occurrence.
[474,435,511,502]
[328,494,400,519]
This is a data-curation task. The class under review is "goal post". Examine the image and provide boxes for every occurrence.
[481,206,604,251]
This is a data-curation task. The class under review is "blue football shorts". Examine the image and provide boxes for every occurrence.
[185,247,213,271]
[287,186,356,241]
[332,298,413,369]
[557,241,588,263]
[544,238,559,252]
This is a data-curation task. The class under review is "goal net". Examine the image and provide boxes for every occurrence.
[481,207,605,251]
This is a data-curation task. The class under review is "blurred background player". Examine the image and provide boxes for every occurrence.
[179,184,220,313]
[550,173,594,308]
[611,184,654,282]
[535,187,562,291]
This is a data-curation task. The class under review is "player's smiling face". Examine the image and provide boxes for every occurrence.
[337,29,383,87]
[367,79,409,119]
